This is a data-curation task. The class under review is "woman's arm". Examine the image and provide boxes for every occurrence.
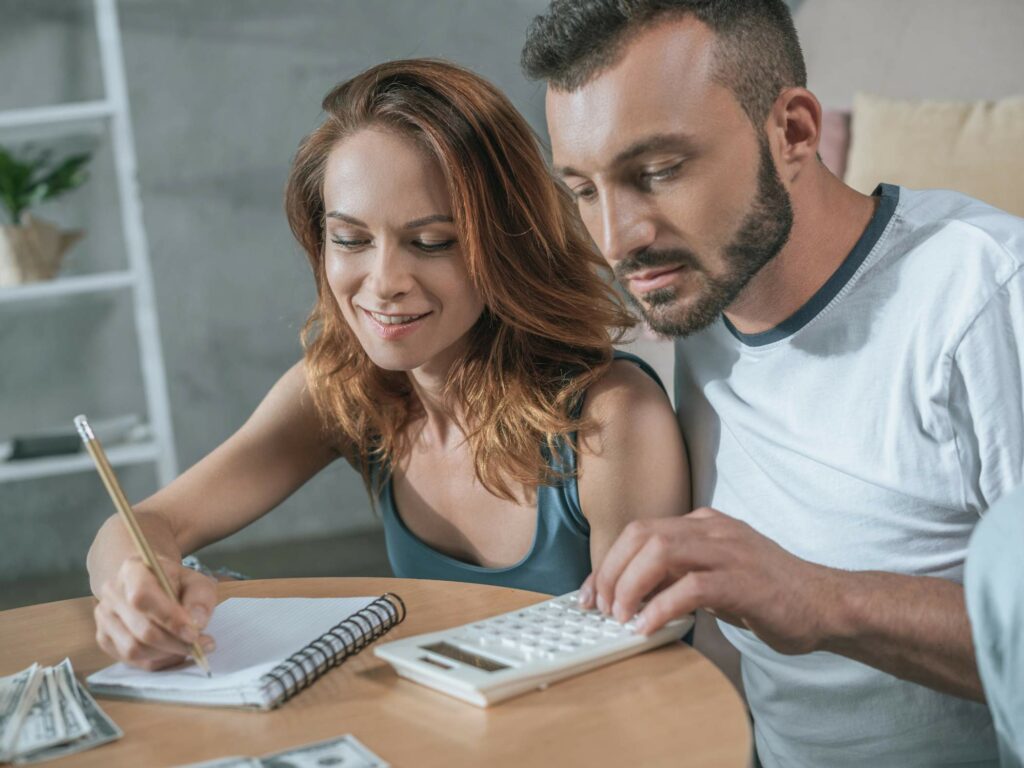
[577,358,690,572]
[86,360,340,668]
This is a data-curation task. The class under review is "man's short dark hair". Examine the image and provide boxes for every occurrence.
[521,0,807,127]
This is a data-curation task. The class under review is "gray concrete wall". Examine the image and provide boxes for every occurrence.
[0,0,808,587]
[0,0,552,583]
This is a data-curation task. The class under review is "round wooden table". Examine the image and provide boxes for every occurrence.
[0,577,750,767]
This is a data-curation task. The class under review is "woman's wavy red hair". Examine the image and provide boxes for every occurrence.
[285,58,634,501]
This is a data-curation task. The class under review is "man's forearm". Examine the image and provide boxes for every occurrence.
[819,570,983,701]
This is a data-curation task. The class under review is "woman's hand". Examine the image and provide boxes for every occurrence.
[93,555,217,670]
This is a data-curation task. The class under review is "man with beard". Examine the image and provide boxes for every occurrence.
[523,1,1023,766]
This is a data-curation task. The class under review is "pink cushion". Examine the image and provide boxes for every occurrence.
[819,109,851,179]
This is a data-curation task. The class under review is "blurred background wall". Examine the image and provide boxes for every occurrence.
[20,0,1010,610]
[0,0,567,607]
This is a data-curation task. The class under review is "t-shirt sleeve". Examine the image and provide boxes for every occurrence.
[964,486,1024,763]
[950,267,1024,511]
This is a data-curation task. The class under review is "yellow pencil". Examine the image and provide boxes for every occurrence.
[74,415,212,677]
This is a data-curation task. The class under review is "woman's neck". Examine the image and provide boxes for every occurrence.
[407,364,464,449]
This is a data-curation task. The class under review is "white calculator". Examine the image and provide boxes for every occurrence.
[373,591,694,706]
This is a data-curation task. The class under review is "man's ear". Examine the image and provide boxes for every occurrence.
[765,87,822,184]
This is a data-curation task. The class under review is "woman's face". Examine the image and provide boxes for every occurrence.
[322,128,485,375]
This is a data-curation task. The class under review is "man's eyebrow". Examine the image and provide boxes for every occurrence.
[555,133,697,178]
[613,133,696,165]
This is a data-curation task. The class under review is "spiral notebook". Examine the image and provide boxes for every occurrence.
[85,595,405,710]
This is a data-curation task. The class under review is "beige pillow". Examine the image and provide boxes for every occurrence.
[844,92,1024,218]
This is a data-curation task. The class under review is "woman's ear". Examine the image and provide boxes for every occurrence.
[765,87,822,185]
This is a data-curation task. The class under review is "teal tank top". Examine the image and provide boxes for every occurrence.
[376,351,666,595]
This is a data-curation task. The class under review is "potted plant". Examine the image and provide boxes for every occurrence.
[0,144,91,287]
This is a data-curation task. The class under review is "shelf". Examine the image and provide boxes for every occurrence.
[0,100,115,131]
[0,440,160,484]
[0,271,135,304]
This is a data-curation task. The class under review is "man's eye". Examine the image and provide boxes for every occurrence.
[414,239,456,253]
[639,162,682,188]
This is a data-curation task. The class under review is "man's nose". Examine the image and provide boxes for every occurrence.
[370,241,415,300]
[596,189,657,268]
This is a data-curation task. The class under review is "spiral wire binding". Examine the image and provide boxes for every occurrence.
[260,592,407,707]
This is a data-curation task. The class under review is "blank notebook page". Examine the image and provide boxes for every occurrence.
[88,597,378,693]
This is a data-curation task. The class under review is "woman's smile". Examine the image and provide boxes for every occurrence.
[362,307,434,340]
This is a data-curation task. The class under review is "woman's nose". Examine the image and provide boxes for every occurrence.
[369,241,415,300]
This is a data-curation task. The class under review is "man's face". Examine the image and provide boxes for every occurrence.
[546,17,793,337]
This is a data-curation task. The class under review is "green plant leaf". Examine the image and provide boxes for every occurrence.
[35,152,92,202]
[0,146,36,224]
[0,144,92,224]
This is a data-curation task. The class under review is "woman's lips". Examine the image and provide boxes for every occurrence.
[362,309,432,340]
[628,265,688,294]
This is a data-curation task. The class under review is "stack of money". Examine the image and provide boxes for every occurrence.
[0,659,122,765]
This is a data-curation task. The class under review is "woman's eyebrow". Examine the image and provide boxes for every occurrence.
[403,214,454,229]
[325,211,367,227]
[324,212,454,229]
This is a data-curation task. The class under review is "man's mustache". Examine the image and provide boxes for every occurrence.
[613,248,700,283]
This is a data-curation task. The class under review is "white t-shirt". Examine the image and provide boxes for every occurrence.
[675,184,1024,767]
[966,484,1024,768]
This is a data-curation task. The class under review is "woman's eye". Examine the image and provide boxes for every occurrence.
[330,237,369,250]
[413,239,456,253]
[571,185,597,204]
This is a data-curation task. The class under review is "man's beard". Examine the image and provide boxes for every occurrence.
[614,137,794,338]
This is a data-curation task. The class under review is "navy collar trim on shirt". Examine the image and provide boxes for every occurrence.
[723,183,900,347]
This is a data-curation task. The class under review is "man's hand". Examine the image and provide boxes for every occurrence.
[580,507,843,654]
[580,507,983,700]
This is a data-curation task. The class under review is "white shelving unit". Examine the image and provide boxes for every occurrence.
[0,0,177,487]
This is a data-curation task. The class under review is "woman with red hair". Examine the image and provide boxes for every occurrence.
[86,59,688,669]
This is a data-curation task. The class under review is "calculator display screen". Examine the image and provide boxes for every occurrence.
[421,642,509,672]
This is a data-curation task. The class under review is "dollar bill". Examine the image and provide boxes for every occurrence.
[13,668,122,765]
[52,660,91,743]
[261,735,389,768]
[12,669,66,756]
[0,665,42,761]
[176,758,263,768]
